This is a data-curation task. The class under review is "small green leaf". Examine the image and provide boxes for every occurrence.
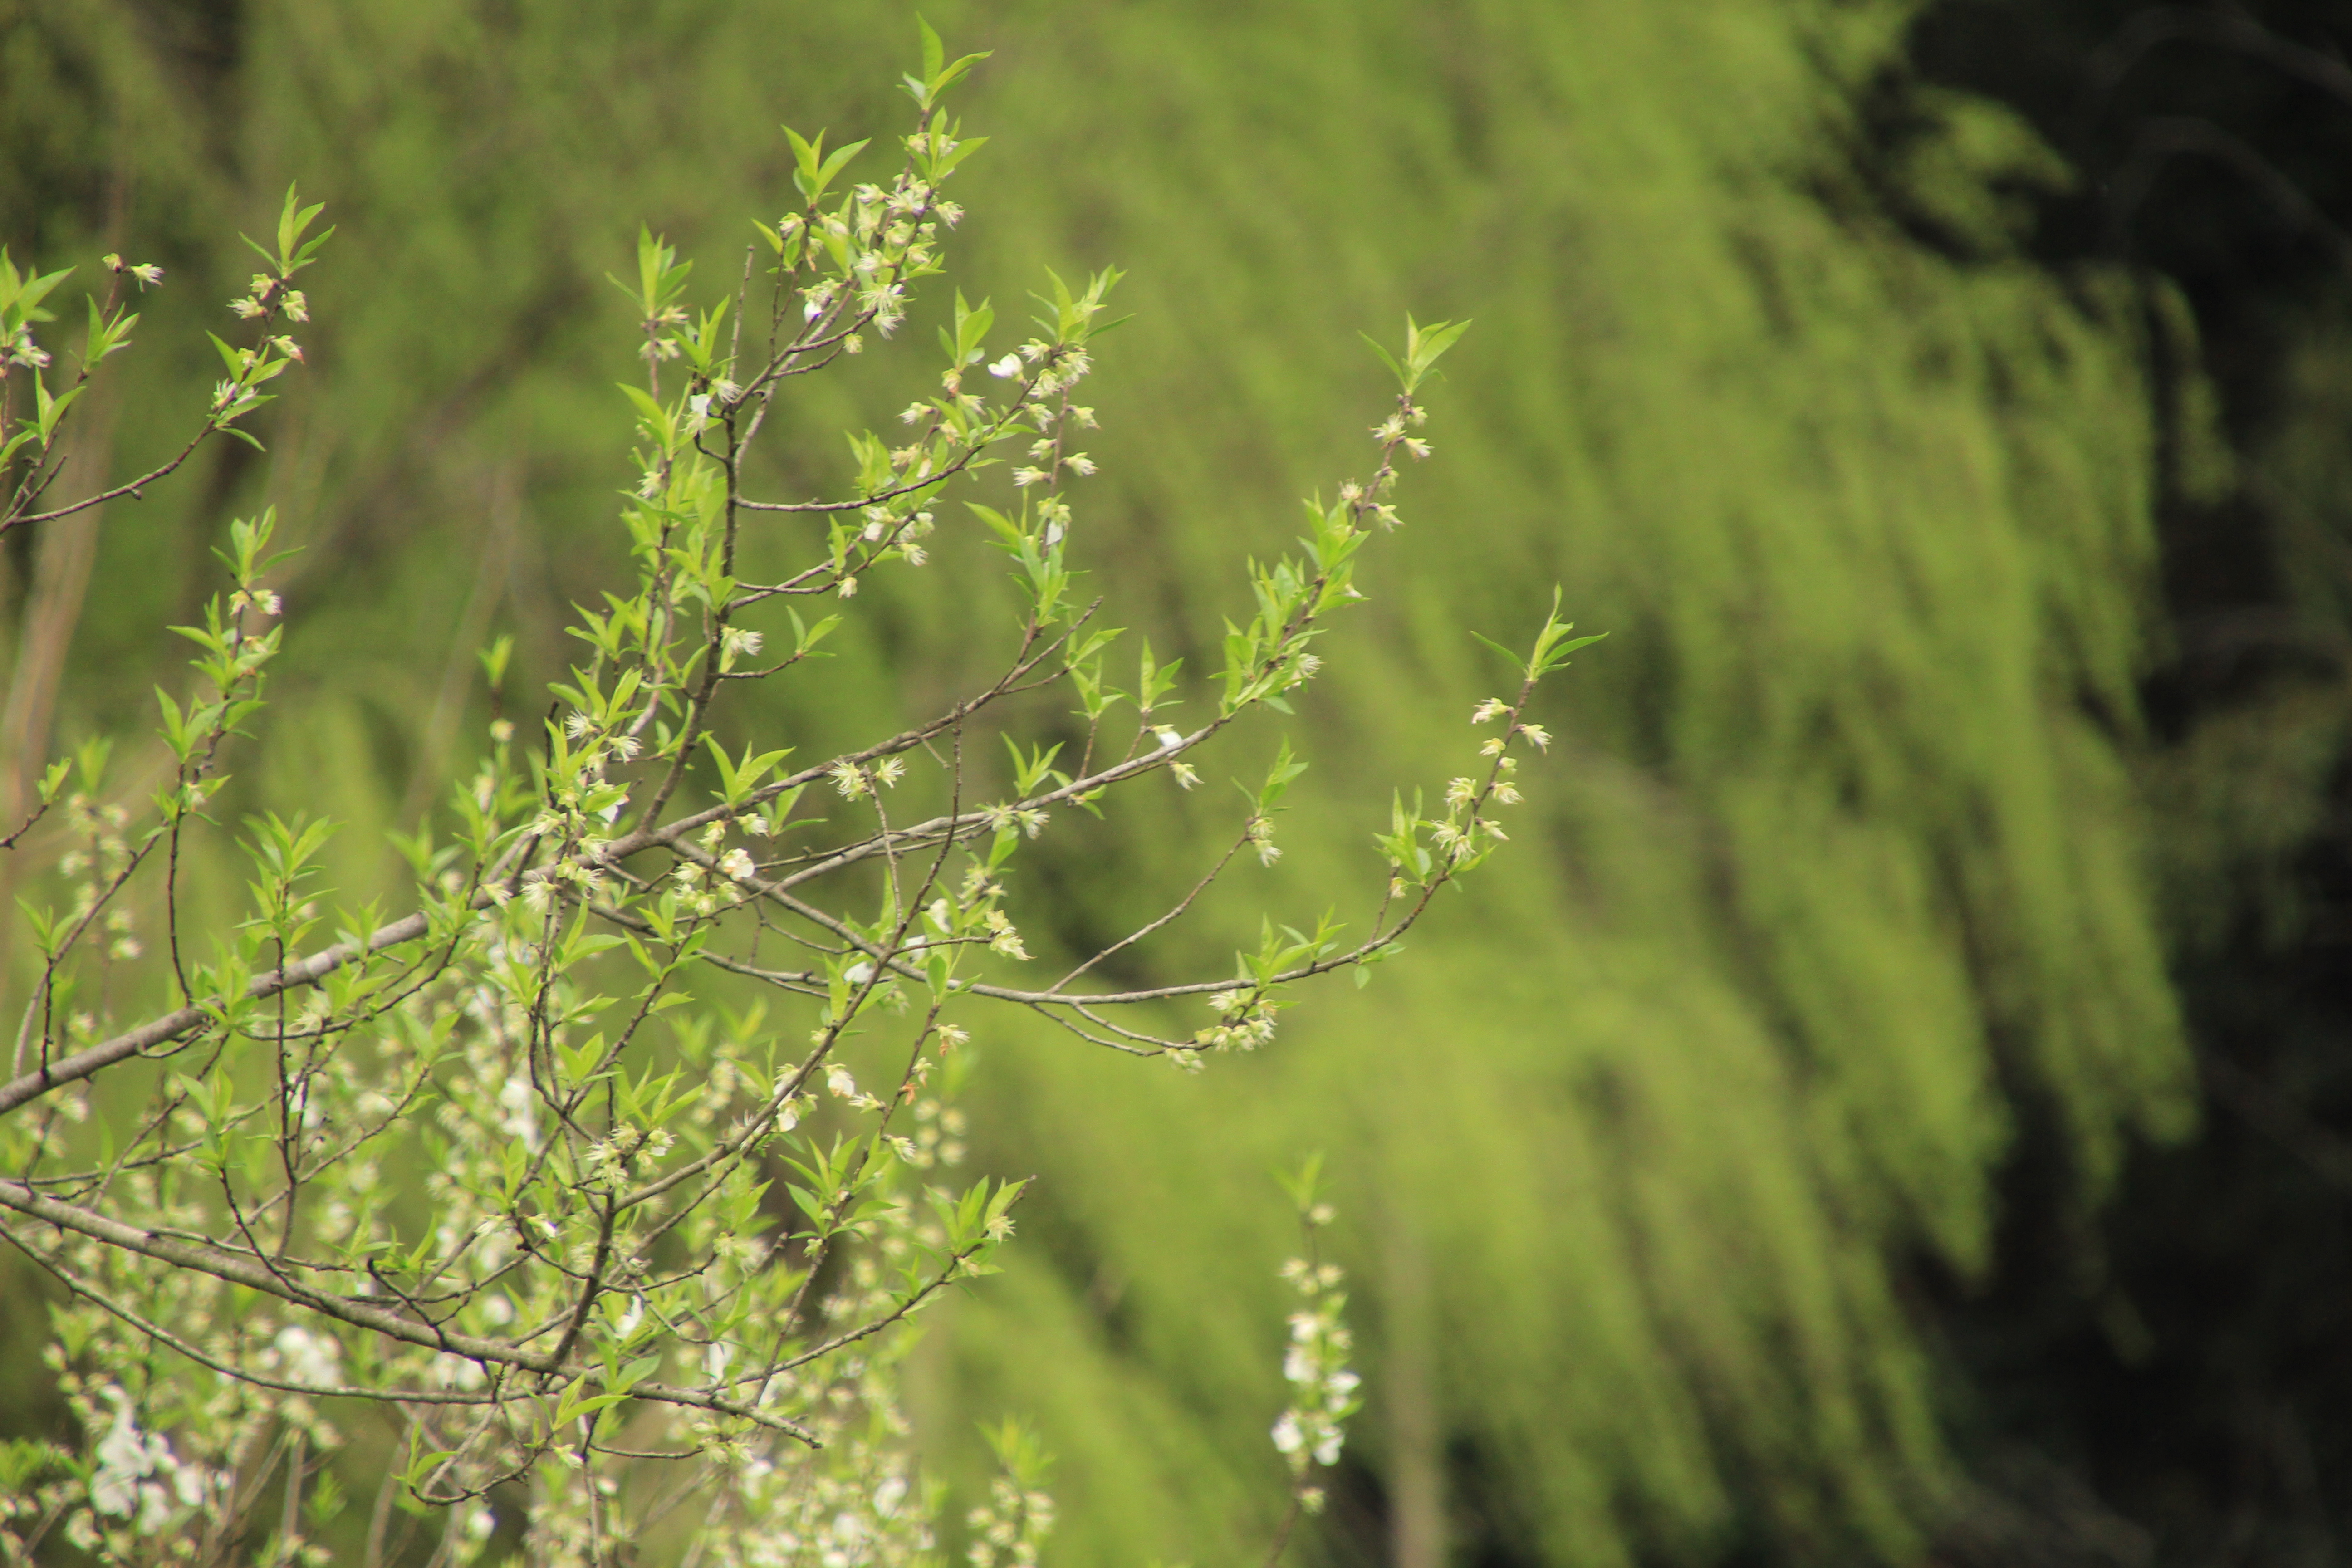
[1469,629,1529,680]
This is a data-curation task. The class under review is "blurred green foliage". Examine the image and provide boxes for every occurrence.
[0,0,2202,1562]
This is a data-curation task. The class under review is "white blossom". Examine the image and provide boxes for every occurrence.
[273,1324,342,1386]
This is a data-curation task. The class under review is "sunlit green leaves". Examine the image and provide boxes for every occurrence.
[240,183,334,280]
[1360,313,1470,395]
[903,15,990,114]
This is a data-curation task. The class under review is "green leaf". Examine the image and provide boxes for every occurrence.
[919,15,945,83]
[618,382,675,447]
[784,127,869,204]
[1535,631,1607,674]
[1406,315,1472,382]
[1274,1151,1326,1211]
[817,138,870,194]
[207,332,249,379]
[0,251,73,324]
[1257,737,1308,812]
[1469,629,1529,680]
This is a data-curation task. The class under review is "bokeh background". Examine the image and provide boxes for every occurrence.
[6,0,2352,1563]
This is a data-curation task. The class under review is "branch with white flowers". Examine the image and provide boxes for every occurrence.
[0,24,1598,1565]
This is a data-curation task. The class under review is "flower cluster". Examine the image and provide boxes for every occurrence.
[963,1421,1057,1568]
[1199,987,1281,1053]
[964,1473,1055,1568]
[1271,1257,1361,1480]
[1267,1182,1361,1526]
